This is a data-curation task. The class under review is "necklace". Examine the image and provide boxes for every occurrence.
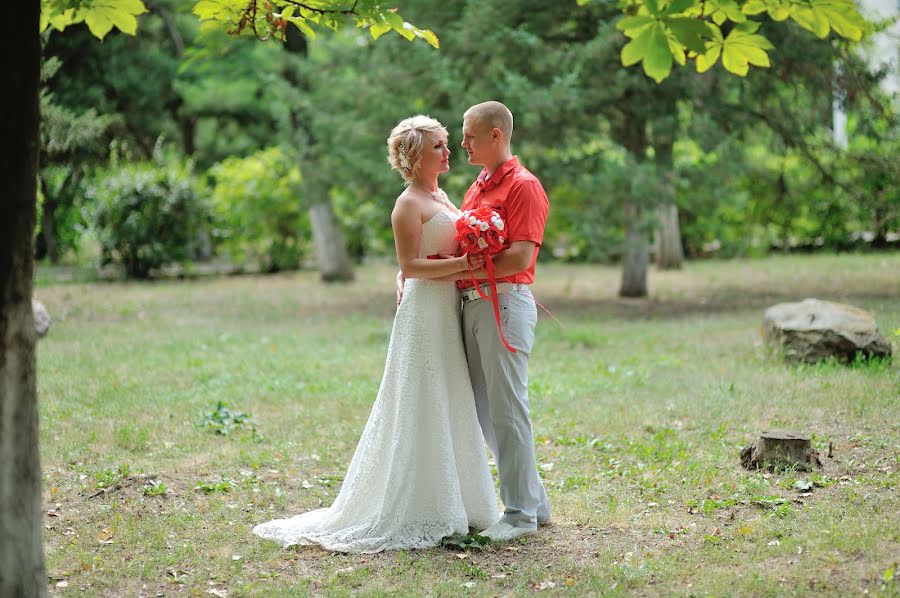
[411,181,456,212]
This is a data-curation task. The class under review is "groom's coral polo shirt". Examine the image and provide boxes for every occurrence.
[457,157,550,288]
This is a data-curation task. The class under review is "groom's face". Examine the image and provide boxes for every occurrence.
[461,118,494,167]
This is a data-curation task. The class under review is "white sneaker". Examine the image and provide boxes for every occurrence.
[479,521,537,542]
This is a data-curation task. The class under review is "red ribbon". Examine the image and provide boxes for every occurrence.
[468,253,517,353]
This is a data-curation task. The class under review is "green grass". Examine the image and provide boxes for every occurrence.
[36,253,899,596]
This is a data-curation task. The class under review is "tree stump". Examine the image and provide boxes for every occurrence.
[740,430,822,471]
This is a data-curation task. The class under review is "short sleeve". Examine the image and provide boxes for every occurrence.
[504,179,549,247]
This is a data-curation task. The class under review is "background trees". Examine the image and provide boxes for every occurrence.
[2,2,895,594]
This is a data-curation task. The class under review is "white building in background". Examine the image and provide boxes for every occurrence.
[833,0,899,147]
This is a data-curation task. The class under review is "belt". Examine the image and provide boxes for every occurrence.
[460,282,528,302]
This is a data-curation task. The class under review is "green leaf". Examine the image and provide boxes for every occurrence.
[721,25,773,75]
[741,0,768,15]
[768,5,790,21]
[644,23,674,82]
[192,0,230,20]
[708,0,746,25]
[663,0,696,15]
[695,23,723,72]
[791,7,830,37]
[617,15,655,32]
[621,24,655,66]
[83,0,147,39]
[667,17,711,53]
[287,16,316,40]
[370,18,391,40]
[806,0,867,41]
[46,8,79,32]
[416,28,440,48]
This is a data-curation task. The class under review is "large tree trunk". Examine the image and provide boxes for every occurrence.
[656,202,683,269]
[651,111,683,270]
[309,201,354,282]
[1,3,47,597]
[617,107,650,298]
[620,201,649,297]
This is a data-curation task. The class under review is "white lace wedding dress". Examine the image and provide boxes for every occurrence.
[253,210,499,553]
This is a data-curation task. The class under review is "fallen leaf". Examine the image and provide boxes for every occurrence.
[231,555,242,561]
[460,581,476,589]
[455,553,468,559]
[207,590,228,597]
[96,528,113,544]
[767,539,781,546]
[794,480,814,491]
[564,577,577,587]
[535,580,556,590]
[56,580,69,588]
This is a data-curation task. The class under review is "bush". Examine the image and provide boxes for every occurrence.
[208,147,308,272]
[88,159,210,279]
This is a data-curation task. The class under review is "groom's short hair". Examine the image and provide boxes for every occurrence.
[464,101,513,139]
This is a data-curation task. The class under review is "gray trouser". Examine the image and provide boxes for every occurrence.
[462,286,551,528]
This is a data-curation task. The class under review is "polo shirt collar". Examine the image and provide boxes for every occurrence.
[477,156,519,190]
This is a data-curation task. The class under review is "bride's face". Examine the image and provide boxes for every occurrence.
[417,131,451,178]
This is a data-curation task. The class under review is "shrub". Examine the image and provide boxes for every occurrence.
[208,147,308,272]
[89,159,210,279]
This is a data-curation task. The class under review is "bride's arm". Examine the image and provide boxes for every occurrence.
[391,197,470,280]
[431,241,536,282]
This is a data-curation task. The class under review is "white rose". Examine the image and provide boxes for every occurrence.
[477,237,488,249]
[479,221,490,231]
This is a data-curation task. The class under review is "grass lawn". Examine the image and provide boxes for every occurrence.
[35,253,899,596]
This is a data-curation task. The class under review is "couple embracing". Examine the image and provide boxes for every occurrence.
[253,101,551,552]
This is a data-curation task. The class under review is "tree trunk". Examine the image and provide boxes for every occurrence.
[656,203,683,269]
[0,3,47,597]
[652,111,683,270]
[617,107,649,298]
[309,201,354,282]
[620,201,649,297]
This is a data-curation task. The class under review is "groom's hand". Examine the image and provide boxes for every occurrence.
[438,252,484,270]
[466,252,485,270]
[395,270,405,305]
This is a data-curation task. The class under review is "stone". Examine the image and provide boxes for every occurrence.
[761,298,892,364]
[32,298,51,338]
[740,430,822,472]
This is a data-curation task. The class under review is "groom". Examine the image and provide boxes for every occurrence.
[455,101,551,541]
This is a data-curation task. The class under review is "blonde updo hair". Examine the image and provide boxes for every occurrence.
[387,115,448,184]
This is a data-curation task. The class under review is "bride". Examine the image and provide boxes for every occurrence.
[252,115,500,553]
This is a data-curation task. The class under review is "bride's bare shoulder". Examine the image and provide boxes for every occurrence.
[392,190,422,223]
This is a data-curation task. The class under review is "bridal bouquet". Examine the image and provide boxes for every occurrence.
[455,207,516,353]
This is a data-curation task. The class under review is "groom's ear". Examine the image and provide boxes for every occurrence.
[491,127,502,142]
